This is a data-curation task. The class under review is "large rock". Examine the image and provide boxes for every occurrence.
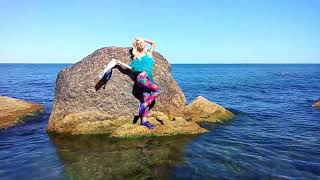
[47,47,234,137]
[0,96,44,129]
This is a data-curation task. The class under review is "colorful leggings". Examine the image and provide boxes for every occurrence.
[136,71,161,117]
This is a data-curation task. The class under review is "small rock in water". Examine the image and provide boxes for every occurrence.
[0,96,44,129]
[185,96,235,123]
[312,99,320,108]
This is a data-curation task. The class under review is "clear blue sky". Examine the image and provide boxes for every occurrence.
[0,0,319,64]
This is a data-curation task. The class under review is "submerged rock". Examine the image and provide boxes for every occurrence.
[47,47,234,137]
[49,133,199,179]
[312,99,320,108]
[0,96,44,129]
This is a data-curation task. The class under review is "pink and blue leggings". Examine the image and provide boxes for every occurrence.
[135,71,161,117]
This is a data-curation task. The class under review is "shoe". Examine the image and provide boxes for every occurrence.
[141,120,155,129]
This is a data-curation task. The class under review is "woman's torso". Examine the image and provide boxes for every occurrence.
[129,52,155,83]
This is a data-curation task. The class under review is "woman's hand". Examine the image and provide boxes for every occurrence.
[144,39,156,45]
[143,39,156,55]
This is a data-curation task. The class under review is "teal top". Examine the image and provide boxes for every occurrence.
[129,52,155,83]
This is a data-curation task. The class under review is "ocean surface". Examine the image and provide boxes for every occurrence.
[0,64,319,179]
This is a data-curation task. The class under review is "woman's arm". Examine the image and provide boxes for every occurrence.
[144,39,156,55]
[115,60,132,70]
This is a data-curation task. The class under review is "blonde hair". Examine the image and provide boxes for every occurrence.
[132,37,147,59]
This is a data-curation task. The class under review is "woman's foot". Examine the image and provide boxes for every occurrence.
[141,120,155,129]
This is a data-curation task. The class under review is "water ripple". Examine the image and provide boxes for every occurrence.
[0,64,320,179]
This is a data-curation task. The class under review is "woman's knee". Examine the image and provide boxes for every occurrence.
[151,83,160,90]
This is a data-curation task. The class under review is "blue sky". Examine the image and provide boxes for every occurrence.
[0,0,319,64]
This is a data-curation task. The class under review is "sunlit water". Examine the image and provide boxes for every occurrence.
[0,64,319,179]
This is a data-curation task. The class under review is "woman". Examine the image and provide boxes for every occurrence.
[115,37,161,129]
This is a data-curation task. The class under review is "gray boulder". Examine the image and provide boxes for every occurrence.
[47,47,234,137]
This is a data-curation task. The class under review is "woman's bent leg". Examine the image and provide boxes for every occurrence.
[144,84,161,106]
[136,72,161,107]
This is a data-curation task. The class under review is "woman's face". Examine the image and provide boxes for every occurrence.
[136,40,146,50]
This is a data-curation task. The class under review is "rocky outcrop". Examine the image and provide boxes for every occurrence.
[47,47,234,137]
[0,96,44,129]
[110,111,208,138]
[312,99,320,108]
[49,110,208,137]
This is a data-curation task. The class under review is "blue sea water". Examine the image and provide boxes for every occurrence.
[0,64,319,179]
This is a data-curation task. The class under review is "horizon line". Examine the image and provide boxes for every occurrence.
[0,62,319,65]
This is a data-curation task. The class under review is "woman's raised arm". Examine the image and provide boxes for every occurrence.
[144,39,156,56]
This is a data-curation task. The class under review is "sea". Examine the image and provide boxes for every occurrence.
[0,64,319,179]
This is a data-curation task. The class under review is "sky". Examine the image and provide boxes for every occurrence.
[0,0,319,64]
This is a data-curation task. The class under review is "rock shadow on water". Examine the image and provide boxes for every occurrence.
[48,133,199,179]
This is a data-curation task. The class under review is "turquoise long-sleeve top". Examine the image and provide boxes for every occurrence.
[129,52,155,83]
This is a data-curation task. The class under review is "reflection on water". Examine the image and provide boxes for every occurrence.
[49,134,199,179]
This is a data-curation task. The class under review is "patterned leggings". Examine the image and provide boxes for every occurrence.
[136,71,161,117]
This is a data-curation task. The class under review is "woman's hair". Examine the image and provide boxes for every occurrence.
[132,37,147,59]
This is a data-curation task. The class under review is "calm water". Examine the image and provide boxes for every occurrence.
[0,64,319,179]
